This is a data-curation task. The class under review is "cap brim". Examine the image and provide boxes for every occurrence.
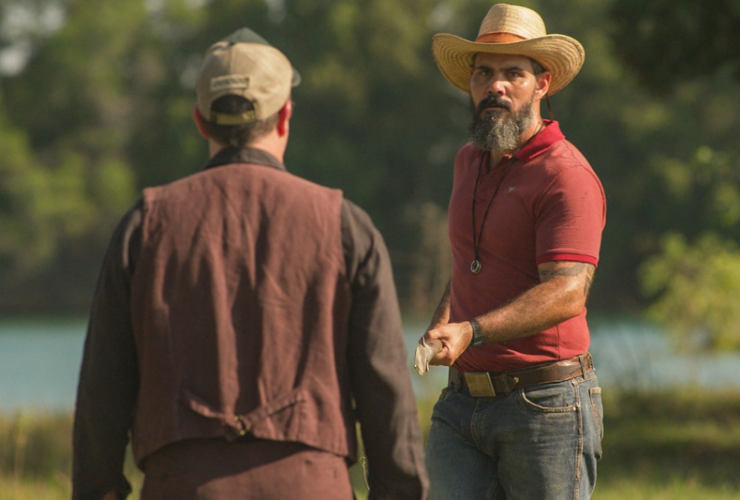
[431,33,584,95]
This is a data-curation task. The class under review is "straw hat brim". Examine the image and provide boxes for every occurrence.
[431,33,584,95]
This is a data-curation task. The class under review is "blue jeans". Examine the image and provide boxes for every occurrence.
[425,369,603,500]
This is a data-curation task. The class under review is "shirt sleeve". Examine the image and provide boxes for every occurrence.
[72,201,142,500]
[340,199,430,500]
[535,165,606,266]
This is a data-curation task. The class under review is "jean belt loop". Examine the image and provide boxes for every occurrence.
[578,354,587,377]
[499,373,512,394]
[449,368,462,388]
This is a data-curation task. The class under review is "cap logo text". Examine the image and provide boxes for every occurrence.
[210,75,250,92]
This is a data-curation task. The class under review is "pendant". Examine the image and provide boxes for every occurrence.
[470,259,482,274]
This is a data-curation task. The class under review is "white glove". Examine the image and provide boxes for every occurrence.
[414,338,442,376]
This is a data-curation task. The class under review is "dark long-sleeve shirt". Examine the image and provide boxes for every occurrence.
[72,147,428,499]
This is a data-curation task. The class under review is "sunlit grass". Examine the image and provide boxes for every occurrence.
[594,476,740,500]
[3,388,740,499]
[0,475,69,500]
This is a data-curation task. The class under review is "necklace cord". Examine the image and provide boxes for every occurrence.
[471,152,514,263]
[470,123,545,270]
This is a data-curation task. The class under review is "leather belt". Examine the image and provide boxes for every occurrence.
[449,353,594,397]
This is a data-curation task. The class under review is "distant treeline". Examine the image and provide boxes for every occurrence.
[1,0,739,347]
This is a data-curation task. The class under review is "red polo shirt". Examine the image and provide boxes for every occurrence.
[448,121,606,372]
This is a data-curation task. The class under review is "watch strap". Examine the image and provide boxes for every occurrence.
[470,318,484,347]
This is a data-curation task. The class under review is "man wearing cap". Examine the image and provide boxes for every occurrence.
[419,4,606,499]
[73,28,429,500]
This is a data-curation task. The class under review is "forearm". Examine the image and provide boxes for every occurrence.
[73,345,137,500]
[427,280,451,328]
[350,346,428,499]
[424,281,575,364]
[473,276,585,344]
[344,203,429,497]
[73,208,140,500]
[425,262,594,365]
[349,300,429,496]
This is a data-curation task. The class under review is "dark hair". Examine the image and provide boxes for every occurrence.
[531,58,546,75]
[201,95,280,149]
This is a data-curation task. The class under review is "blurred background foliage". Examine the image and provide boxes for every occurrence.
[1,0,740,351]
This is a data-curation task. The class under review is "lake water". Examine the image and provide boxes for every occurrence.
[2,316,740,413]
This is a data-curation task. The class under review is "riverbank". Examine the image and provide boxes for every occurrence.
[2,388,740,499]
[5,315,740,414]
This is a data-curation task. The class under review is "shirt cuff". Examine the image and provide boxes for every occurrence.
[536,253,598,267]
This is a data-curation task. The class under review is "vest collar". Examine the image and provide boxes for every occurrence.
[203,146,287,172]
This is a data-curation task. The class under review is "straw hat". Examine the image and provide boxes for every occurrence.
[431,4,584,95]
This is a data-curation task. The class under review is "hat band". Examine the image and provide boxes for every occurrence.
[475,32,526,44]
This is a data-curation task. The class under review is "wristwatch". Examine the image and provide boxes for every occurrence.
[469,318,485,347]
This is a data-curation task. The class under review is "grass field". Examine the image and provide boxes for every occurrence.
[593,389,740,499]
[2,388,740,499]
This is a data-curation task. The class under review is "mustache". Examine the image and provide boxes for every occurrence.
[475,96,512,115]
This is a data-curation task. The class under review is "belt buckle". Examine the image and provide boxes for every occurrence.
[464,372,496,397]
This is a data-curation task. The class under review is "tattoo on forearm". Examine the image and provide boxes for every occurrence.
[539,263,587,278]
[539,263,596,297]
[583,267,595,296]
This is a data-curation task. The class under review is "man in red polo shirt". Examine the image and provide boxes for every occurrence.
[419,4,606,499]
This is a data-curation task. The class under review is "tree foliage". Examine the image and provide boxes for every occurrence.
[1,0,739,341]
[641,233,740,351]
[609,0,740,95]
[609,0,740,349]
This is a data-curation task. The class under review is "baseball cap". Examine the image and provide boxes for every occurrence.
[196,28,301,125]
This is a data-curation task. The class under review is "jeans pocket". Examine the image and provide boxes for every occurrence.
[519,381,577,413]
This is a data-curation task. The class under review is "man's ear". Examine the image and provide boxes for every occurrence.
[276,99,292,137]
[192,105,210,139]
[535,72,552,99]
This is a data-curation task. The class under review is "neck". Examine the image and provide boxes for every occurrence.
[208,130,287,163]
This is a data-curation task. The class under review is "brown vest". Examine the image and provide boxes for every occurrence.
[129,162,354,466]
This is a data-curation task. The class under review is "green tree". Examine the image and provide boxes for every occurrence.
[609,0,740,95]
[0,0,147,309]
[608,0,740,347]
[0,95,49,275]
[2,0,739,321]
[641,232,740,351]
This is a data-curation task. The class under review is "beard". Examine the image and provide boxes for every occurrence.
[468,94,537,153]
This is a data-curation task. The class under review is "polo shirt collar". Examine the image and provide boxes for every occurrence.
[512,120,565,162]
[203,146,287,172]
